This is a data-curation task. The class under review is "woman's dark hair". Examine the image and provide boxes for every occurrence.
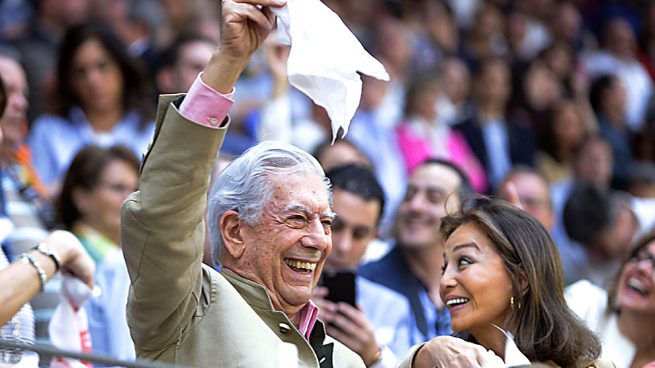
[608,228,655,312]
[540,99,588,163]
[440,197,601,367]
[48,22,154,129]
[589,74,618,114]
[56,145,139,229]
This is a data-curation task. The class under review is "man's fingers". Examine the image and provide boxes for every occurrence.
[230,3,276,30]
[313,286,329,298]
[329,312,361,336]
[336,303,369,328]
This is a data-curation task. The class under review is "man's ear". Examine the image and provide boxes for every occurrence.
[220,210,247,259]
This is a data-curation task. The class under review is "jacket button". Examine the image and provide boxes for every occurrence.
[279,323,291,334]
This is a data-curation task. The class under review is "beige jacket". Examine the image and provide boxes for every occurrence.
[121,95,364,368]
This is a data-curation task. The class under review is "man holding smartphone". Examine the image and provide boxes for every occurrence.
[313,165,413,367]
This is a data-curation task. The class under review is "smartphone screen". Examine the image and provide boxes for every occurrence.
[320,269,357,306]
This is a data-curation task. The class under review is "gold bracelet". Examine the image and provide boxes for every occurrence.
[20,253,48,291]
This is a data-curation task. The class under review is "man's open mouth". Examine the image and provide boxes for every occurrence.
[284,258,317,274]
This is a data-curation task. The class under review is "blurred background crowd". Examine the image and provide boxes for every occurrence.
[0,0,655,366]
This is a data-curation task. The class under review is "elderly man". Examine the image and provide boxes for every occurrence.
[121,0,363,367]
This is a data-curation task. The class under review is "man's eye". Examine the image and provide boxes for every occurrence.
[286,215,307,228]
[321,219,333,227]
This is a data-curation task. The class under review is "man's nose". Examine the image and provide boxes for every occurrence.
[300,217,331,250]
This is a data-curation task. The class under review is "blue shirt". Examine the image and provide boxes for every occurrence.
[85,250,135,363]
[356,275,413,360]
[29,107,155,187]
[359,246,451,345]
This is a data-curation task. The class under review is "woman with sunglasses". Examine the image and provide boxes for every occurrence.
[567,230,655,368]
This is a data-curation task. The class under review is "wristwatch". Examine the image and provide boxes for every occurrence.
[33,242,62,271]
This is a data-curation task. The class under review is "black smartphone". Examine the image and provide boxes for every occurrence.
[320,269,357,306]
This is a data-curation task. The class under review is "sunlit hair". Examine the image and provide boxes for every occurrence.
[440,197,600,367]
[207,141,331,265]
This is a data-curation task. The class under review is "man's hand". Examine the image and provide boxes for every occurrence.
[313,287,381,366]
[412,336,500,368]
[204,0,286,93]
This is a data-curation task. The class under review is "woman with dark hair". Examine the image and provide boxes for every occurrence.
[56,144,139,361]
[536,99,592,183]
[567,230,655,368]
[57,144,138,264]
[29,22,155,196]
[401,198,613,367]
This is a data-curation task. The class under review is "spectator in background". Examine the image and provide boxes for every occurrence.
[454,58,537,192]
[92,0,163,74]
[11,0,91,123]
[312,139,372,173]
[313,165,412,367]
[434,57,472,127]
[563,181,639,287]
[56,144,139,361]
[0,73,95,367]
[29,22,155,197]
[0,48,60,341]
[360,159,473,345]
[536,99,591,183]
[550,135,615,283]
[589,74,634,190]
[460,3,507,69]
[395,72,487,192]
[154,32,216,95]
[585,17,653,133]
[498,166,555,231]
[566,229,655,367]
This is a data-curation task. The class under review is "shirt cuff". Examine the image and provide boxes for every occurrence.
[179,73,234,128]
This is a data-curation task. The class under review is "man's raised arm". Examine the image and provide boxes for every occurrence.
[120,0,284,355]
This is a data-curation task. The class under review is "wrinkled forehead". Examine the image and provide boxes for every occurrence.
[267,172,331,207]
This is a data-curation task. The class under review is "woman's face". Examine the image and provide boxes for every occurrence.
[440,222,514,335]
[553,103,585,149]
[617,240,655,315]
[76,159,137,237]
[70,38,124,114]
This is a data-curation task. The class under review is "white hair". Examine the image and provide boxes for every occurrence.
[207,140,331,265]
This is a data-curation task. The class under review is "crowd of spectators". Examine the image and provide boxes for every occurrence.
[0,0,654,366]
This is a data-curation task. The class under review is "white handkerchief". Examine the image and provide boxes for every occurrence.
[273,0,390,141]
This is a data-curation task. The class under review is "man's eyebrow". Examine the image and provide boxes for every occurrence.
[452,242,479,252]
[283,205,336,220]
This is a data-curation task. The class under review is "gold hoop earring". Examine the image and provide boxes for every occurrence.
[510,296,515,309]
